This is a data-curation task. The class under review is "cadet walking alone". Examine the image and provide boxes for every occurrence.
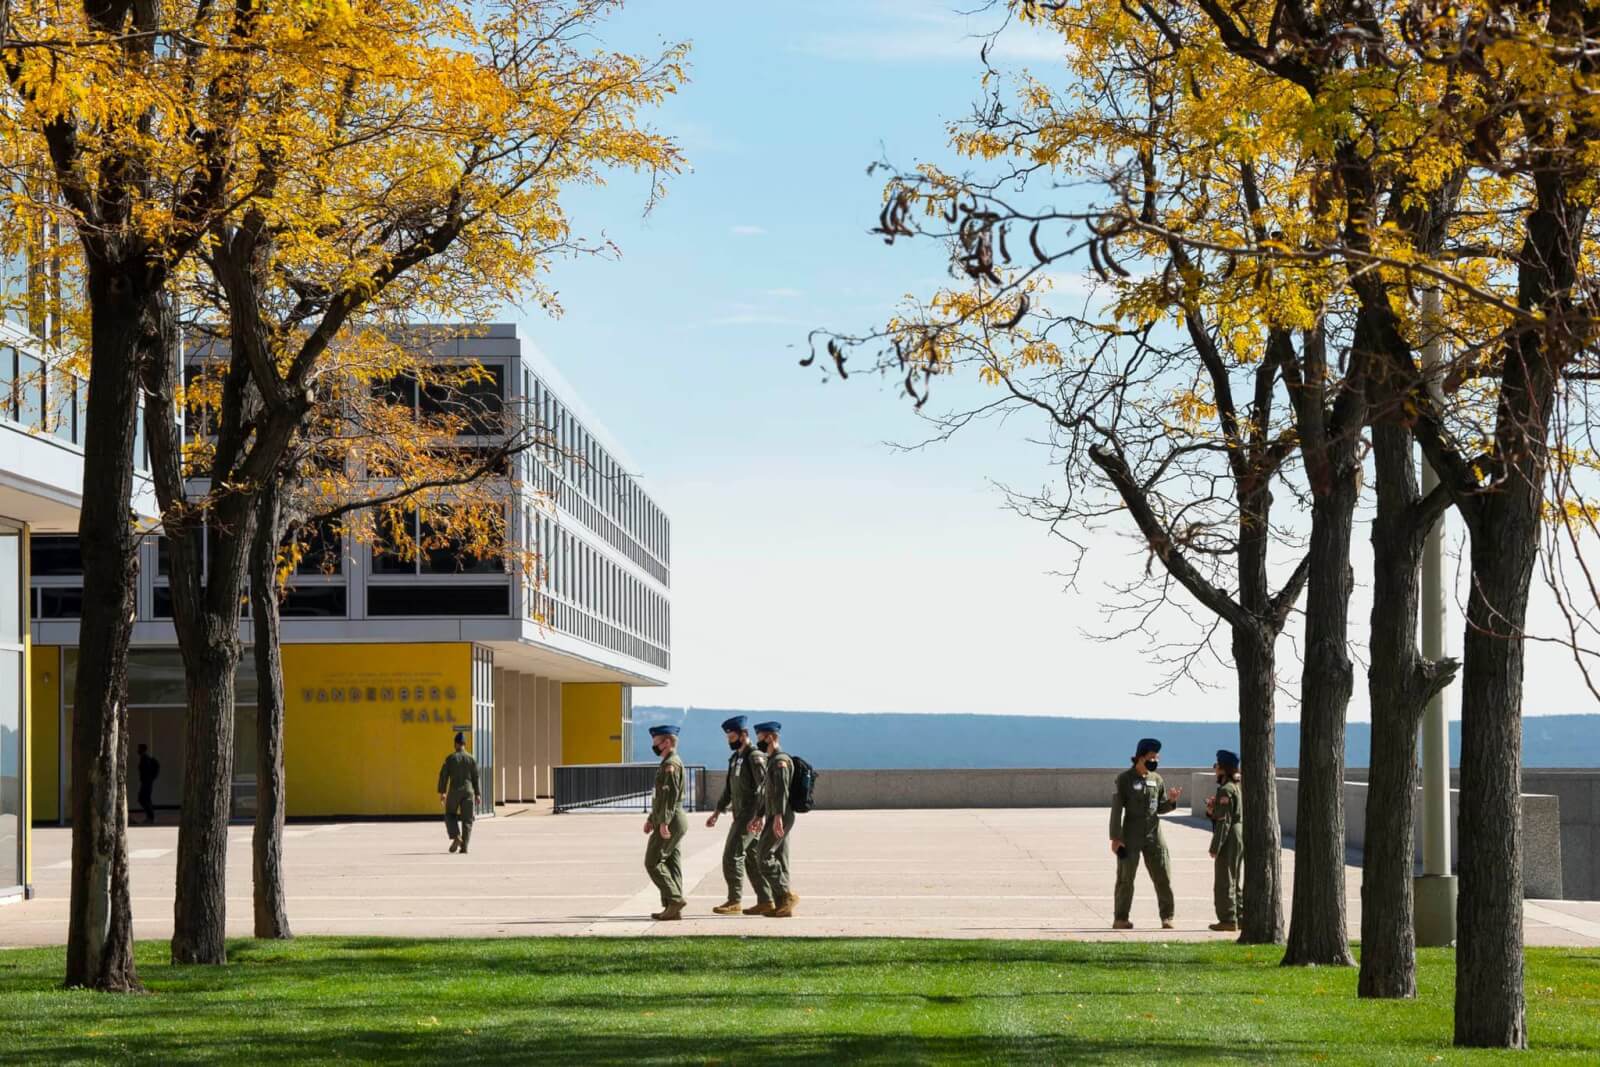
[136,743,160,826]
[437,731,479,854]
[644,723,690,921]
[1109,737,1182,929]
[706,715,770,915]
[748,721,798,917]
[1207,748,1244,933]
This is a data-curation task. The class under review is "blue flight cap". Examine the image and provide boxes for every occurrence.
[453,731,465,746]
[648,724,680,738]
[753,720,782,734]
[1136,737,1162,757]
[1216,749,1240,770]
[721,715,749,733]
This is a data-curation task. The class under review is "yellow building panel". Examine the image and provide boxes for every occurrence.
[561,683,623,765]
[282,643,474,817]
[28,645,59,824]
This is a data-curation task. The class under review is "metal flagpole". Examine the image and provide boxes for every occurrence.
[1415,286,1457,946]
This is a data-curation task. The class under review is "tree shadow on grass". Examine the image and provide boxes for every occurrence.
[12,1026,1312,1066]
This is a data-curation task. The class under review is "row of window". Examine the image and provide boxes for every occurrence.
[542,599,671,672]
[173,351,671,587]
[522,367,670,569]
[526,510,669,653]
[30,521,669,665]
[527,462,669,586]
[2,342,150,467]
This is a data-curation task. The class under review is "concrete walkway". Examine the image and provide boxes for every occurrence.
[4,809,1597,947]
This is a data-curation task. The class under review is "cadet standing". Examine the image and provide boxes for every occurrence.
[643,723,690,921]
[706,715,770,915]
[747,721,798,917]
[1109,737,1182,929]
[1207,748,1244,932]
[437,731,479,855]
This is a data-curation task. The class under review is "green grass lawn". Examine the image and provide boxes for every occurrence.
[0,938,1596,1065]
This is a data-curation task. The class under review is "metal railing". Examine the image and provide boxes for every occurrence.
[554,762,708,813]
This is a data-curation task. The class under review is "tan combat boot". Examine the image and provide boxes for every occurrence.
[448,838,460,854]
[743,901,775,916]
[1112,919,1134,930]
[656,900,685,921]
[769,892,800,917]
[711,900,742,915]
[1208,921,1238,932]
[1161,919,1174,930]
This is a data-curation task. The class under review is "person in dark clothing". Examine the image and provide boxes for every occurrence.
[137,744,160,825]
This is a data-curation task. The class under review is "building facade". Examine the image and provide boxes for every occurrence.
[27,324,670,823]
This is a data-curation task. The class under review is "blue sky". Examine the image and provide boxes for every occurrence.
[507,1,1591,721]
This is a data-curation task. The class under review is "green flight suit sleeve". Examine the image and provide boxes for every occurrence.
[716,756,734,815]
[750,751,768,818]
[1109,774,1125,839]
[470,755,480,796]
[766,755,792,819]
[1156,774,1178,814]
[437,758,449,795]
[1209,783,1228,852]
[650,758,683,824]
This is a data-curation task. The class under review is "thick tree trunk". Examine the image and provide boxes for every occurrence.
[1283,463,1358,968]
[1360,422,1456,998]
[1360,424,1425,997]
[64,272,155,992]
[249,485,292,939]
[1454,502,1536,1047]
[1233,622,1285,945]
[141,337,260,966]
[170,631,242,964]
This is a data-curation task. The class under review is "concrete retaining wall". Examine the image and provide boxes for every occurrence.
[700,766,1211,812]
[701,765,1589,900]
[1188,773,1564,900]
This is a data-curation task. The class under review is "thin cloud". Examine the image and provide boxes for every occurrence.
[763,287,804,298]
[731,225,767,237]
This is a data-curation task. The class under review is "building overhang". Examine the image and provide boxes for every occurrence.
[1,423,158,529]
[30,614,670,688]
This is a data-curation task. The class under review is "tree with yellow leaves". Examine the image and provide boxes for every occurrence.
[2,0,682,986]
[829,0,1600,1048]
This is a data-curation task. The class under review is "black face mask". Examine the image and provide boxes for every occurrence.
[757,739,772,753]
[652,741,665,757]
[729,739,743,751]
[1145,759,1159,772]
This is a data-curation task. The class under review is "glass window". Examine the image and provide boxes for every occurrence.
[0,650,19,889]
[16,351,43,430]
[371,511,419,575]
[282,585,348,617]
[420,363,504,436]
[420,508,503,575]
[367,584,510,617]
[0,532,18,645]
[293,520,342,576]
[37,587,83,618]
[50,369,76,443]
[30,535,81,576]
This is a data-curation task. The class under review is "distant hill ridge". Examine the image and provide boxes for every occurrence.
[631,707,1600,770]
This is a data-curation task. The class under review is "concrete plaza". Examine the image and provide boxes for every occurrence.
[4,808,1598,947]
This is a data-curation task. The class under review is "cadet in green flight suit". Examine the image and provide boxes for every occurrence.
[748,721,798,917]
[1109,737,1182,929]
[643,723,689,921]
[1207,748,1244,932]
[437,731,479,855]
[706,714,770,915]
